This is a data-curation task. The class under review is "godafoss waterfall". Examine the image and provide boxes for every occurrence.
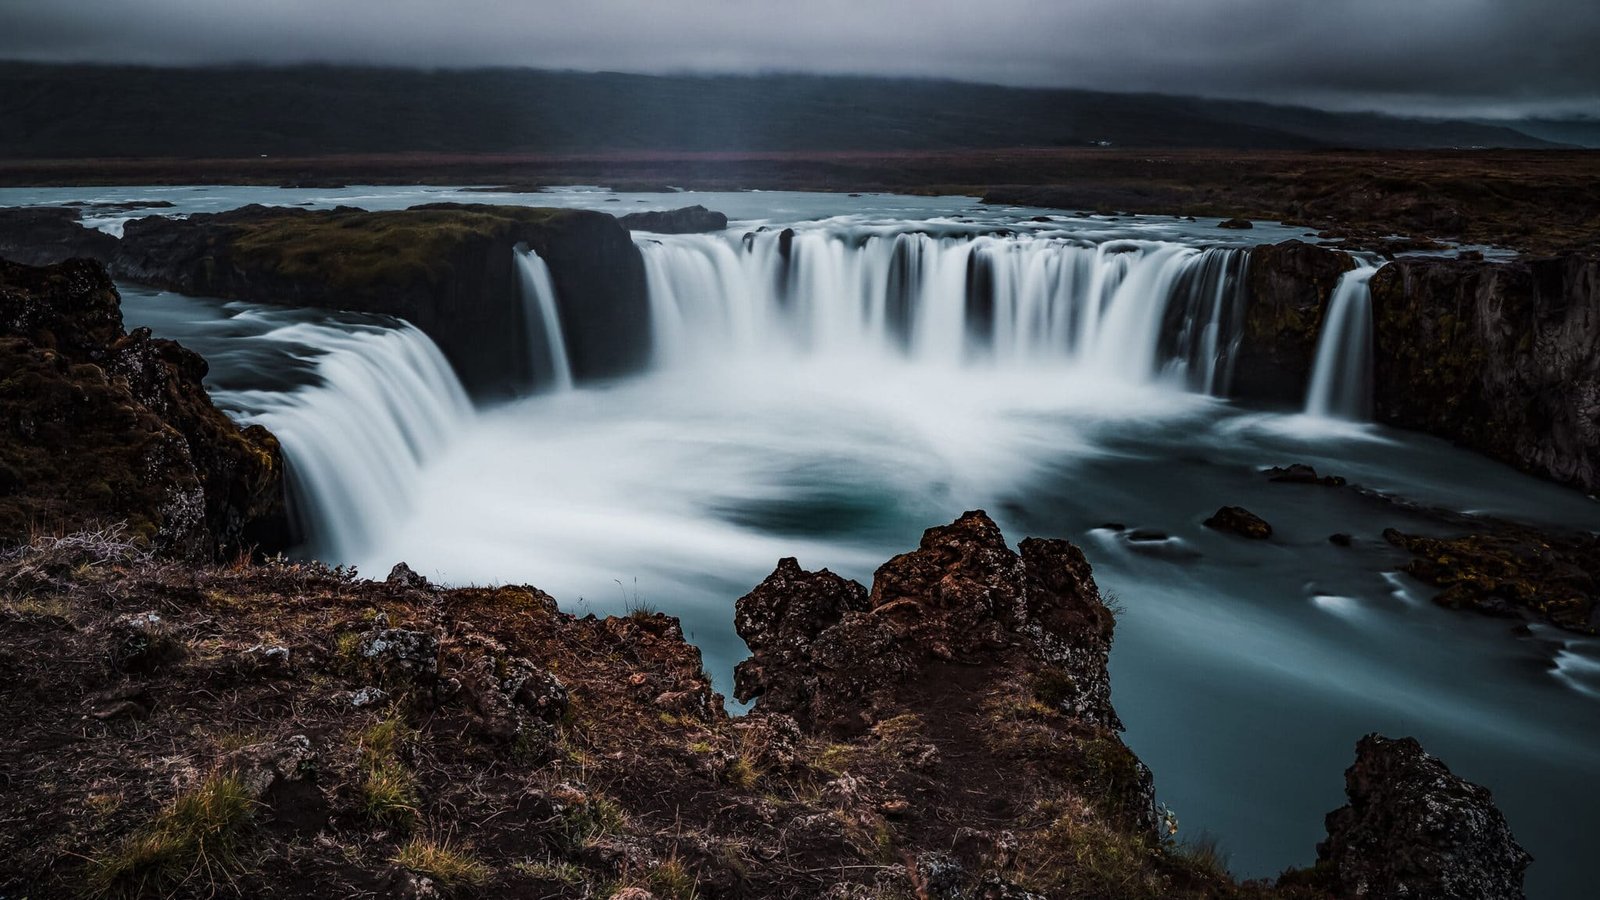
[17,185,1595,897]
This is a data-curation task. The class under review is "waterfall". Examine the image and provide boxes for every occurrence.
[638,227,1250,390]
[515,247,574,391]
[1305,266,1378,420]
[226,320,474,563]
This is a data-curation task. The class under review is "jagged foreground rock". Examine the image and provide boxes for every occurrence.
[0,257,286,558]
[1317,735,1531,900]
[0,508,1532,898]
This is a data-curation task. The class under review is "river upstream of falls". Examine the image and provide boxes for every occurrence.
[10,185,1595,897]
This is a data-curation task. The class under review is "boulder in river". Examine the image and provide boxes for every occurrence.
[1203,506,1273,539]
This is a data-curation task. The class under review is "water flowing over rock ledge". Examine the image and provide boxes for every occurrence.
[49,204,653,395]
[1241,242,1600,492]
[2,200,1592,490]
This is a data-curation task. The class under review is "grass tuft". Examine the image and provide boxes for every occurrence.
[85,772,255,898]
[359,760,419,829]
[648,854,700,900]
[391,836,491,890]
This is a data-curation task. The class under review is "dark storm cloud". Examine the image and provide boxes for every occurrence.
[1,0,1596,117]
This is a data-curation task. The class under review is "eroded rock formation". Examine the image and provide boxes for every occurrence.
[0,257,286,557]
[1317,734,1531,900]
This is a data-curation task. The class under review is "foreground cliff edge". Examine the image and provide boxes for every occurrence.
[0,513,1531,899]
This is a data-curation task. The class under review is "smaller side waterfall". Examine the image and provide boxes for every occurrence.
[229,321,474,563]
[515,248,574,391]
[1305,266,1378,420]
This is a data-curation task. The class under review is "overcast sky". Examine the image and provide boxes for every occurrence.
[2,0,1596,118]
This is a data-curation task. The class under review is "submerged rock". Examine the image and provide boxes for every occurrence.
[1204,506,1273,539]
[1383,525,1599,632]
[1217,217,1254,229]
[1318,734,1531,900]
[1266,463,1347,486]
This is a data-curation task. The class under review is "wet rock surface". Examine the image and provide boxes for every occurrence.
[619,204,729,234]
[1384,525,1600,633]
[1204,505,1274,539]
[0,206,118,267]
[1317,734,1531,900]
[1234,240,1358,405]
[1370,252,1600,492]
[1266,464,1346,487]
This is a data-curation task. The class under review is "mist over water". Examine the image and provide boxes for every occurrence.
[98,186,1600,898]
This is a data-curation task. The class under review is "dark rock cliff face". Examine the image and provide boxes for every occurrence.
[1369,253,1600,492]
[1234,240,1356,405]
[110,203,651,394]
[0,206,119,267]
[1317,734,1531,900]
[0,257,287,558]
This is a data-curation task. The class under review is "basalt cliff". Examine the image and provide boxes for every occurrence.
[1241,242,1600,493]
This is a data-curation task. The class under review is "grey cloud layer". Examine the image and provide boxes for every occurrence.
[1,0,1596,116]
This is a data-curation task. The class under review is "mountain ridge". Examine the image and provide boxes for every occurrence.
[0,62,1563,158]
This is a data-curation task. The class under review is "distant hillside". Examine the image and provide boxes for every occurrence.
[0,63,1561,158]
[1483,117,1600,149]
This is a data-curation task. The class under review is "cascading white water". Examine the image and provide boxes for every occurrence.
[638,228,1248,389]
[222,320,474,562]
[515,248,574,391]
[1305,266,1379,420]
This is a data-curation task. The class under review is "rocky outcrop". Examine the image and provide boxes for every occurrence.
[619,205,728,234]
[1234,240,1357,404]
[735,511,1156,837]
[1369,253,1600,492]
[1384,524,1599,632]
[0,257,287,558]
[1317,734,1531,900]
[735,511,1120,733]
[111,203,651,394]
[0,508,1539,898]
[0,206,118,267]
